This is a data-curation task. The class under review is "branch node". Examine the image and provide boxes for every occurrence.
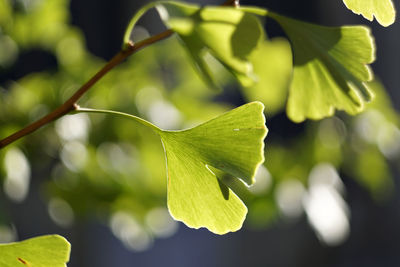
[127,40,135,50]
[223,0,239,7]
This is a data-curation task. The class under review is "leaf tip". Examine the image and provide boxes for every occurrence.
[167,201,248,235]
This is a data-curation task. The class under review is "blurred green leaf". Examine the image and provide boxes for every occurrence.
[313,117,345,167]
[11,0,70,50]
[270,13,375,122]
[0,0,12,30]
[241,38,292,116]
[347,146,394,200]
[365,79,400,124]
[247,198,278,229]
[0,35,18,68]
[159,102,267,234]
[343,0,396,27]
[156,2,264,89]
[0,235,70,267]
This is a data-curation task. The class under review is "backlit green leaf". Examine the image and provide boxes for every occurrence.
[76,102,267,234]
[343,0,396,27]
[0,235,71,267]
[159,102,267,234]
[270,13,375,122]
[241,38,292,116]
[156,2,264,88]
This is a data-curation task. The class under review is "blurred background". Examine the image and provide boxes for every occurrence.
[1,0,400,266]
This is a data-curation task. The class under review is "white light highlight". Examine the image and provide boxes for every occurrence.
[56,113,90,142]
[60,141,88,172]
[377,123,400,159]
[110,212,152,252]
[249,165,272,194]
[130,26,150,42]
[3,148,31,202]
[355,109,384,143]
[147,100,182,130]
[48,197,75,228]
[96,142,139,175]
[0,225,17,243]
[145,207,178,238]
[135,86,163,115]
[275,179,305,218]
[308,163,345,194]
[304,163,350,246]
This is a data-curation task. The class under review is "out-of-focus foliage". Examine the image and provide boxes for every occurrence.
[156,2,264,89]
[343,0,396,27]
[0,0,239,250]
[0,0,399,253]
[0,235,70,267]
[249,79,400,240]
[124,1,265,90]
[8,0,70,49]
[241,38,292,116]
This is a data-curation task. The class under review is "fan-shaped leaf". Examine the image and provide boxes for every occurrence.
[0,235,71,267]
[159,102,267,234]
[270,13,375,122]
[343,0,396,27]
[76,102,267,234]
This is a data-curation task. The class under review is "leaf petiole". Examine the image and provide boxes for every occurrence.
[74,106,161,133]
[123,1,162,47]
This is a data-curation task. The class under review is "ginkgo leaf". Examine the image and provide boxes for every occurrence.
[0,235,71,267]
[156,1,264,88]
[343,0,396,27]
[159,102,267,234]
[76,102,267,234]
[270,13,375,122]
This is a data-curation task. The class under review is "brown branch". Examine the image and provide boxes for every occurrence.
[0,0,236,149]
[0,30,173,149]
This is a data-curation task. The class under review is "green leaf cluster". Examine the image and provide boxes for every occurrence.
[156,2,264,88]
[137,2,378,122]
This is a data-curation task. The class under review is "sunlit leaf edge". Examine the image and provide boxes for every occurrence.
[343,0,396,27]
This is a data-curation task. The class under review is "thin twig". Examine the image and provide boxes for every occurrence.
[0,30,173,149]
[0,0,235,149]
